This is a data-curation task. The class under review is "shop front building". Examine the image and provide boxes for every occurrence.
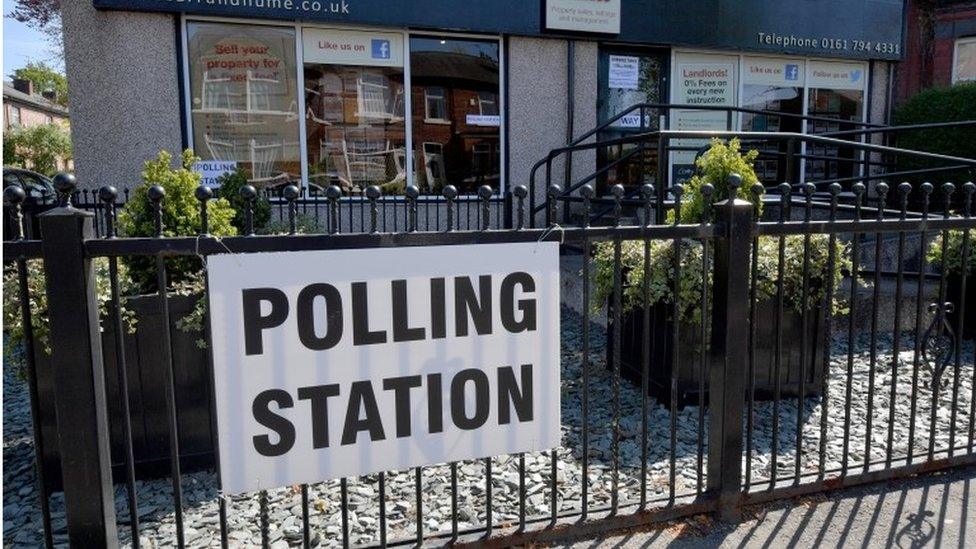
[64,1,904,211]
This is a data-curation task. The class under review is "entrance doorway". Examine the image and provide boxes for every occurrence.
[595,46,668,195]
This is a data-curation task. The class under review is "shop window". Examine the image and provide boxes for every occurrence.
[303,28,406,194]
[186,22,301,186]
[425,87,448,122]
[411,36,501,194]
[806,61,866,183]
[954,37,976,84]
[741,57,805,184]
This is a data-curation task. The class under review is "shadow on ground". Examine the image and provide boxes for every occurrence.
[561,464,975,549]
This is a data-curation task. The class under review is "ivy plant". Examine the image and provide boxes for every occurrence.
[3,259,137,364]
[593,138,850,320]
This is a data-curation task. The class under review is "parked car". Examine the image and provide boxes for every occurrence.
[3,168,59,239]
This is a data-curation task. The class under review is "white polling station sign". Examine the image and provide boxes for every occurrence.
[207,242,561,494]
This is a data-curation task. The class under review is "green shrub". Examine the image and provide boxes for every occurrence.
[2,122,72,176]
[593,139,849,319]
[3,259,136,363]
[217,168,271,232]
[892,83,976,183]
[118,150,237,293]
[680,138,763,222]
[927,229,976,276]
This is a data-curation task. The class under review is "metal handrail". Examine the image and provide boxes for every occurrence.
[567,102,884,150]
[529,129,976,223]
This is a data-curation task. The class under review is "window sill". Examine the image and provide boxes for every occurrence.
[424,118,452,125]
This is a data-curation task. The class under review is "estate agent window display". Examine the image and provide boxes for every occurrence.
[184,20,503,197]
[186,22,303,186]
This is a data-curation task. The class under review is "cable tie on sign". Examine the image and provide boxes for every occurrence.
[535,223,564,252]
[195,233,239,271]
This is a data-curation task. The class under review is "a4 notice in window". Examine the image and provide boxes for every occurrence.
[185,21,502,195]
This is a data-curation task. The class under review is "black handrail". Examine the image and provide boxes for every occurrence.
[529,129,976,225]
[566,102,884,150]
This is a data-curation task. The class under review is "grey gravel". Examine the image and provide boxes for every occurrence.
[3,307,973,548]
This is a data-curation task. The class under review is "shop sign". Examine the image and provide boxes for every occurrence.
[466,115,502,127]
[193,161,237,189]
[302,28,403,68]
[806,61,866,90]
[743,57,805,87]
[544,0,621,34]
[608,55,639,90]
[207,243,561,494]
[93,1,903,61]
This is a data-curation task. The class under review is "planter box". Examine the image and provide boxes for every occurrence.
[34,294,215,494]
[947,273,976,340]
[606,299,826,408]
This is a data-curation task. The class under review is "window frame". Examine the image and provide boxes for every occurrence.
[424,86,449,124]
[9,105,21,127]
[953,36,976,84]
[182,15,506,196]
[477,91,498,116]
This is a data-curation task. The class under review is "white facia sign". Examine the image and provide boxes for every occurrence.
[545,0,621,34]
[207,243,561,494]
[302,28,404,67]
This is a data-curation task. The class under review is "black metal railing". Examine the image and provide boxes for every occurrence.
[2,172,975,548]
[64,185,511,239]
[530,129,976,226]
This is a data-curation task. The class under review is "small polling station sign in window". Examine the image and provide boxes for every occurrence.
[207,242,561,494]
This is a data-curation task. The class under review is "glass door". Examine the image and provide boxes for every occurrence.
[596,46,668,194]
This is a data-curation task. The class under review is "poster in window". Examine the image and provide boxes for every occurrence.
[608,55,639,90]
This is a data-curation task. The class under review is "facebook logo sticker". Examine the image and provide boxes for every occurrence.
[372,39,391,60]
[784,64,799,81]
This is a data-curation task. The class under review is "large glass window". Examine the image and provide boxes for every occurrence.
[186,22,301,186]
[410,36,501,194]
[303,28,406,194]
[185,22,503,195]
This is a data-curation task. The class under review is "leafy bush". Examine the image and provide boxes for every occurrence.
[118,150,237,293]
[927,229,976,276]
[892,83,976,183]
[217,168,271,232]
[3,259,136,363]
[593,139,849,319]
[2,122,72,176]
[680,138,763,222]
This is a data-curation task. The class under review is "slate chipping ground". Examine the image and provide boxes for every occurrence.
[3,303,975,547]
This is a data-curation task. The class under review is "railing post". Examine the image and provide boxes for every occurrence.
[706,190,753,521]
[39,203,119,547]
